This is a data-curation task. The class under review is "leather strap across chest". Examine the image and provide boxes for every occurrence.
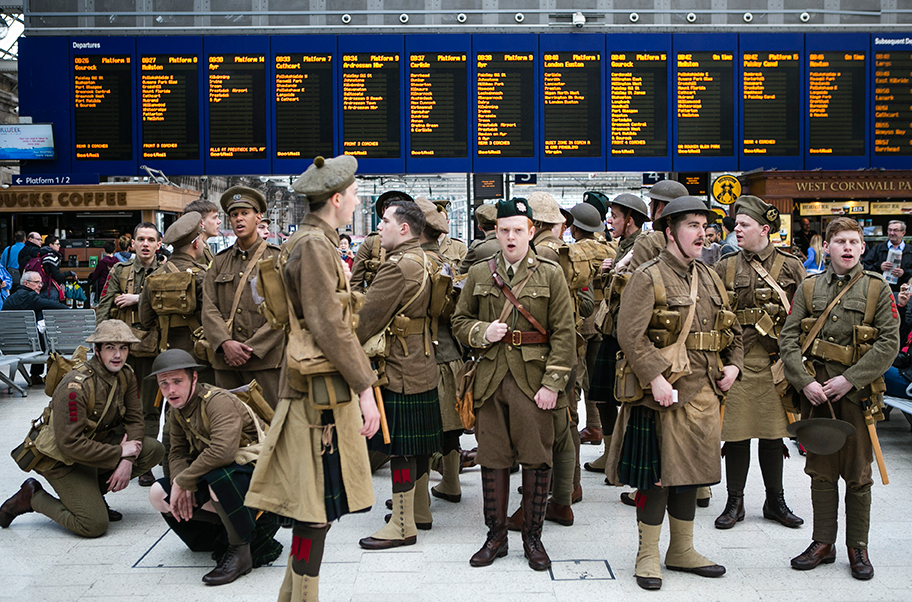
[488,258,549,345]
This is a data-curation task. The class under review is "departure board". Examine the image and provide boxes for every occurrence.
[342,53,401,159]
[808,52,866,155]
[676,51,734,156]
[275,53,334,159]
[409,52,468,158]
[742,52,800,156]
[208,54,267,160]
[543,52,601,157]
[73,54,133,161]
[874,51,912,156]
[476,52,535,157]
[610,52,667,157]
[140,55,200,161]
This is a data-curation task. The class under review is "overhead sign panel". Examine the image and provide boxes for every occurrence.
[871,35,912,168]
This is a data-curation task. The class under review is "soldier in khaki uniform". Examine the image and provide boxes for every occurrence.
[452,198,576,572]
[434,199,468,263]
[0,321,165,536]
[202,187,284,408]
[183,198,221,267]
[148,349,280,586]
[713,196,806,530]
[460,203,501,274]
[245,155,380,601]
[96,222,162,486]
[622,179,690,273]
[605,197,743,590]
[780,217,899,580]
[356,199,442,549]
[350,190,412,291]
[415,197,467,504]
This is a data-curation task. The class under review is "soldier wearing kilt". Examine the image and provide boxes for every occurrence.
[605,197,743,590]
[244,155,381,601]
[356,199,443,549]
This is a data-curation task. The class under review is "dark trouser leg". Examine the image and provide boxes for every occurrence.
[470,467,510,567]
[31,464,109,538]
[715,440,748,529]
[161,511,223,552]
[811,480,839,545]
[845,485,872,549]
[278,523,329,602]
[759,438,804,527]
[521,467,552,571]
[130,356,159,440]
[551,409,575,507]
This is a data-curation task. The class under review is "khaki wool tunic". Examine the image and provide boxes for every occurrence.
[459,231,501,275]
[714,243,805,441]
[606,250,744,487]
[245,215,377,524]
[96,256,162,326]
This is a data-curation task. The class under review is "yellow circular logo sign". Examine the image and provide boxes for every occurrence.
[712,175,742,206]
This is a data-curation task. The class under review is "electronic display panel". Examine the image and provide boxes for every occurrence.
[742,52,800,157]
[542,52,601,158]
[408,52,468,159]
[207,53,267,160]
[140,54,200,161]
[872,36,912,164]
[341,52,401,159]
[274,53,334,160]
[808,52,866,156]
[676,51,734,157]
[476,52,535,158]
[610,51,668,157]
[73,54,133,162]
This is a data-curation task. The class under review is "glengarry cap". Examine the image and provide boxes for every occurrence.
[291,155,358,204]
[496,197,533,221]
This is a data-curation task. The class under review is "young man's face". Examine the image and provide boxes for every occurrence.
[134,227,161,261]
[257,222,269,239]
[334,181,360,226]
[496,216,535,265]
[667,214,707,261]
[609,207,630,238]
[378,207,407,251]
[734,214,769,253]
[704,225,718,245]
[823,230,865,275]
[229,207,260,241]
[201,210,221,238]
[98,343,130,373]
[156,369,198,411]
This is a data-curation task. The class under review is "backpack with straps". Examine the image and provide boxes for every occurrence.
[23,256,64,302]
[145,262,204,353]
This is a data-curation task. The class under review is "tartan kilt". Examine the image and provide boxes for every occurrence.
[616,405,661,491]
[369,387,442,456]
[588,335,620,403]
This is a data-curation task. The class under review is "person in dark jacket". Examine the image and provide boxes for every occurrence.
[39,235,77,287]
[2,270,69,383]
[88,242,118,303]
[862,220,912,294]
[17,232,42,274]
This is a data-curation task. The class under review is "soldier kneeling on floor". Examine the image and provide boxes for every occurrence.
[147,349,282,586]
[2,320,165,537]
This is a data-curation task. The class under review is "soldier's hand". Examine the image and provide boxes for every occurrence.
[120,434,142,457]
[534,386,558,410]
[114,293,140,308]
[822,375,853,401]
[484,320,508,343]
[358,388,381,438]
[802,381,828,406]
[107,459,132,493]
[615,253,633,273]
[716,365,740,392]
[170,484,197,522]
[221,340,253,366]
[601,257,614,273]
[650,375,675,407]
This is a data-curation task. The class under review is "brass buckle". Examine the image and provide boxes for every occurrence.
[511,330,522,346]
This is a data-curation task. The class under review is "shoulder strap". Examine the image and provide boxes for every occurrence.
[803,276,816,314]
[769,251,786,282]
[487,257,545,335]
[126,263,135,295]
[372,234,386,264]
[801,270,865,354]
[397,250,429,315]
[748,257,791,313]
[226,241,269,330]
[725,256,736,290]
[706,266,732,308]
[85,376,120,439]
[863,276,882,326]
[645,263,667,309]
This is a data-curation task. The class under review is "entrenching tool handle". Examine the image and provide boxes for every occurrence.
[865,413,889,485]
[374,385,391,445]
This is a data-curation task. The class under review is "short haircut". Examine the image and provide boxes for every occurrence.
[708,223,722,235]
[339,233,352,245]
[722,216,736,233]
[184,198,219,217]
[13,231,25,242]
[134,222,161,240]
[888,220,907,233]
[44,234,60,246]
[825,216,864,243]
[103,241,116,254]
[20,271,41,286]
[386,200,426,238]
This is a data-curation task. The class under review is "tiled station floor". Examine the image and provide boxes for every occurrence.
[1,375,911,602]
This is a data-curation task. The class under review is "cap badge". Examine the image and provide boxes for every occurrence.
[233,194,242,201]
[766,207,779,222]
[516,201,526,213]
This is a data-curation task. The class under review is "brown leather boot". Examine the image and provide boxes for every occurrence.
[713,494,744,529]
[521,468,552,571]
[0,479,42,528]
[790,541,836,570]
[506,505,523,532]
[847,547,874,580]
[763,490,804,528]
[544,499,574,526]
[470,468,510,567]
[579,426,602,445]
[202,543,253,585]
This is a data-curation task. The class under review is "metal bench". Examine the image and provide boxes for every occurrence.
[0,353,27,397]
[0,309,49,388]
[43,310,97,356]
[883,395,912,416]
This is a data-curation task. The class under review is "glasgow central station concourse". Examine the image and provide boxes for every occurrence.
[2,2,912,601]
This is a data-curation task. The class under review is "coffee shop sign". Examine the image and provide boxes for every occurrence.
[0,190,127,208]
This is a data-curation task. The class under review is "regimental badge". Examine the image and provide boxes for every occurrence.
[766,207,779,223]
[516,201,526,213]
[233,194,242,201]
